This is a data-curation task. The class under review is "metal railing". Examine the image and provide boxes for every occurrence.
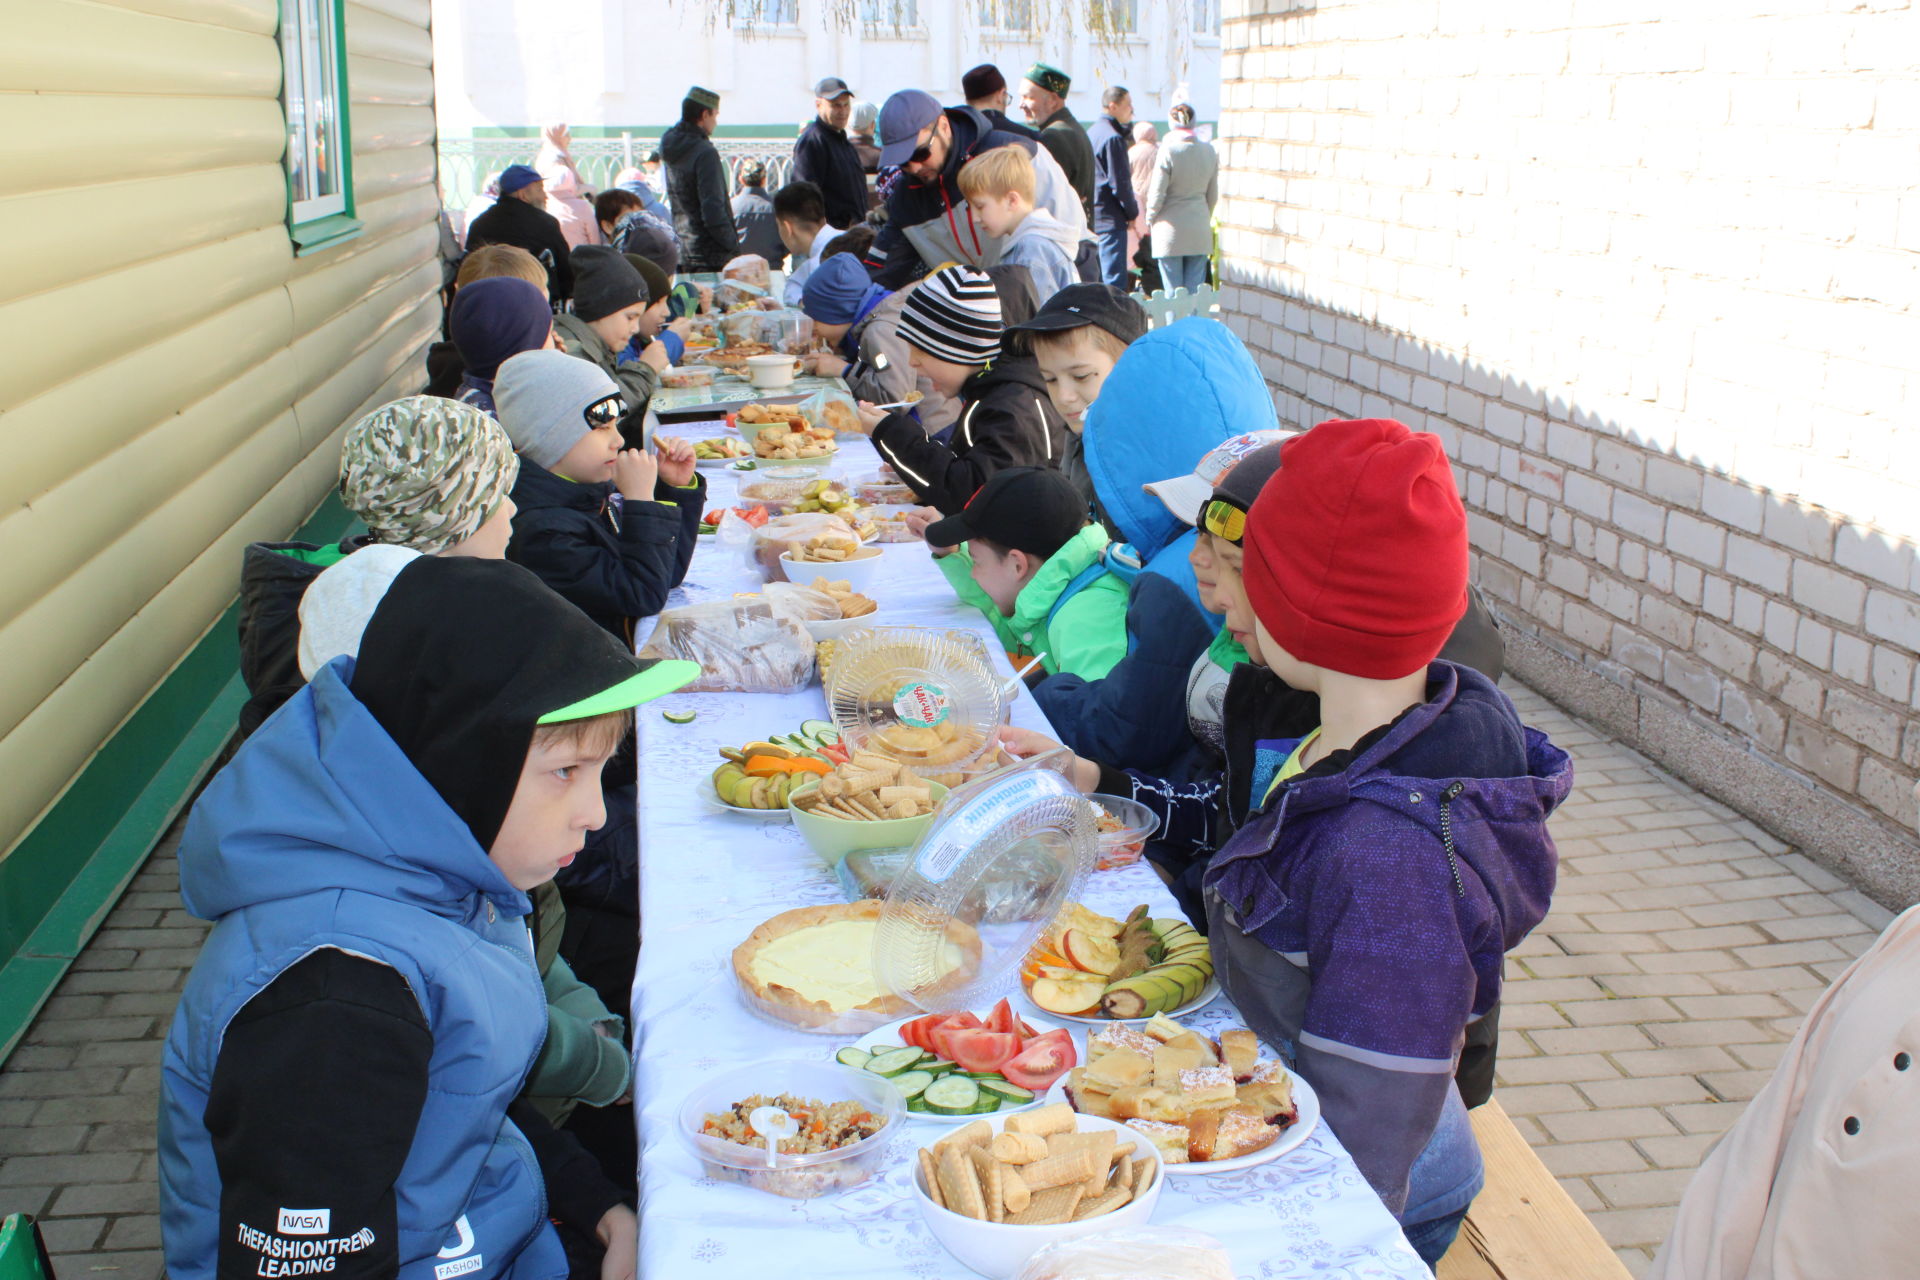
[438,136,799,212]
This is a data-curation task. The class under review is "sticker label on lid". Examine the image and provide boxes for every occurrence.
[894,681,951,728]
[917,773,1051,884]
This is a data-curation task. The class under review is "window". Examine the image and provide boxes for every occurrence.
[860,0,920,25]
[1193,0,1221,33]
[279,0,360,254]
[978,0,1035,30]
[1096,0,1138,33]
[743,0,799,23]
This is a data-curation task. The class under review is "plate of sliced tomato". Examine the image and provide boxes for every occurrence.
[834,998,1077,1124]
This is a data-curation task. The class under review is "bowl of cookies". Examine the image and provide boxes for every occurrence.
[779,537,888,592]
[909,1103,1162,1279]
[787,756,949,868]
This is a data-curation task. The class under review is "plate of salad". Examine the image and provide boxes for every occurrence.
[830,998,1076,1124]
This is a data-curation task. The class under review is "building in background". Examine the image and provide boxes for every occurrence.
[1212,0,1920,905]
[0,0,442,1057]
[431,0,1222,209]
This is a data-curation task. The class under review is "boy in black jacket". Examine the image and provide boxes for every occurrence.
[493,349,704,646]
[853,264,1068,514]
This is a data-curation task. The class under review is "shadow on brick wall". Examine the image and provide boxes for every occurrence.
[1215,275,1920,907]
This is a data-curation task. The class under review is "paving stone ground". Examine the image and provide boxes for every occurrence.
[0,681,1901,1278]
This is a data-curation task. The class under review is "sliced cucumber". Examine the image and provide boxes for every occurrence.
[864,1047,926,1078]
[970,1093,1005,1114]
[922,1075,982,1116]
[906,1095,928,1113]
[979,1079,1034,1104]
[889,1069,935,1101]
[960,1070,1004,1080]
[800,719,838,744]
[834,1047,872,1069]
[919,1058,958,1076]
[661,709,697,724]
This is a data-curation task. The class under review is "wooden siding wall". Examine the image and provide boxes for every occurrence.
[0,0,441,860]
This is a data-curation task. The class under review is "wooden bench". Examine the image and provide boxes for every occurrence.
[1436,1100,1635,1280]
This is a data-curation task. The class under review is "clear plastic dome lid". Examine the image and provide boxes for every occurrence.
[826,627,1008,779]
[873,762,1097,1013]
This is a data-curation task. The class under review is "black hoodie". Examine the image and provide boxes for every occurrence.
[869,356,1069,514]
[865,106,1037,289]
[465,195,575,305]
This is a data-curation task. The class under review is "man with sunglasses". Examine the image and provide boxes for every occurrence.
[492,350,704,645]
[862,89,1095,289]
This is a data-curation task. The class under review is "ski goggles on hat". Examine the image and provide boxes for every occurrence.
[583,394,623,430]
[1201,496,1251,544]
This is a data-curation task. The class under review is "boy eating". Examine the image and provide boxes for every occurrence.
[923,467,1130,681]
[161,556,699,1280]
[958,144,1081,304]
[1005,283,1148,505]
[853,265,1067,514]
[494,350,703,644]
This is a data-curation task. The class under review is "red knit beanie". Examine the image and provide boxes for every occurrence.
[1242,418,1468,679]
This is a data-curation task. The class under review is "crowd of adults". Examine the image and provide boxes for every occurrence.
[452,61,1221,300]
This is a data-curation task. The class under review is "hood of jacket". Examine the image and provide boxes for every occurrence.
[1083,316,1277,559]
[659,121,709,166]
[180,660,531,927]
[1005,207,1084,258]
[1008,523,1111,633]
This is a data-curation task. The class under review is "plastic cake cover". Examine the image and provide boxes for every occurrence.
[826,627,1007,778]
[872,754,1097,1013]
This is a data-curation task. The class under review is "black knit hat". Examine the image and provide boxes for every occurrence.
[962,64,1007,101]
[623,252,670,307]
[569,244,646,322]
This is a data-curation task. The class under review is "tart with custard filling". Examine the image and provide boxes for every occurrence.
[733,900,981,1030]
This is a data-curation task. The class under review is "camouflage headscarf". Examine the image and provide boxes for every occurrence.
[338,397,519,555]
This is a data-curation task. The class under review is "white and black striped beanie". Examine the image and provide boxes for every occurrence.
[897,266,1003,365]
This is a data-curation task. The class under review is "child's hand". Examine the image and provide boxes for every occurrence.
[613,447,658,500]
[638,341,671,371]
[803,352,849,379]
[595,1206,637,1280]
[905,506,953,554]
[654,435,697,488]
[994,727,1099,793]
[853,401,888,434]
[695,283,714,312]
[754,296,783,311]
[666,316,693,340]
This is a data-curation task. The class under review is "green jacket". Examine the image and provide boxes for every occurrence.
[936,524,1130,680]
[523,881,630,1126]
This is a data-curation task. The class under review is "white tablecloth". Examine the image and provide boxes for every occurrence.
[629,428,1427,1279]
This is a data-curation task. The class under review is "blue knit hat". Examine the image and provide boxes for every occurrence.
[450,277,553,379]
[498,164,543,196]
[801,254,887,325]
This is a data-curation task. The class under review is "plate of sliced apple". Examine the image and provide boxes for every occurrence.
[1017,902,1220,1025]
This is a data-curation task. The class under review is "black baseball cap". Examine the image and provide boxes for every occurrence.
[925,467,1088,558]
[1004,283,1149,346]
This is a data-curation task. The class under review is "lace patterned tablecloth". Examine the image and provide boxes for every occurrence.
[629,432,1427,1279]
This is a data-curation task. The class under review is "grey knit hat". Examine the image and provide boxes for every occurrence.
[494,350,622,471]
[337,396,519,554]
[896,265,1003,365]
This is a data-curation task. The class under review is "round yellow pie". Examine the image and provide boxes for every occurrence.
[733,900,980,1030]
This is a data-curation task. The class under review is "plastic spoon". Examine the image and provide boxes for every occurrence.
[1001,653,1047,700]
[748,1105,798,1167]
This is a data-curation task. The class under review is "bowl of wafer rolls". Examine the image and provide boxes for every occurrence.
[787,756,950,868]
[910,1102,1163,1278]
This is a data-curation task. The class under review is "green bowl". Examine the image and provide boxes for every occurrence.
[787,780,950,869]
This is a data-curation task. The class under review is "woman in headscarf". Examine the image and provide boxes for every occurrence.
[1127,120,1161,292]
[535,122,602,248]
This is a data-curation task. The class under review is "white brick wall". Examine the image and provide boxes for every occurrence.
[1217,0,1920,902]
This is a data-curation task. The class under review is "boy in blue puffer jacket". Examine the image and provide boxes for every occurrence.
[1030,316,1277,774]
[159,557,698,1280]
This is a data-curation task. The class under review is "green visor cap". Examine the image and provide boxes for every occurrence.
[536,659,703,724]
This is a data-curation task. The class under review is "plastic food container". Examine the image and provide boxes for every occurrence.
[1090,794,1157,870]
[854,472,918,506]
[676,1060,904,1199]
[787,779,950,869]
[866,504,922,543]
[910,1113,1164,1278]
[747,354,799,389]
[826,628,1008,780]
[659,365,715,388]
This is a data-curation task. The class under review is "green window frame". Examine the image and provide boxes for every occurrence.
[280,0,362,255]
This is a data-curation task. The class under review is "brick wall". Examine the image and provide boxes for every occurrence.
[1214,0,1920,905]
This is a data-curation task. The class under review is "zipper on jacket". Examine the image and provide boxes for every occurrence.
[1437,781,1467,899]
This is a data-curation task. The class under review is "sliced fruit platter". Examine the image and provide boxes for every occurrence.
[1049,1012,1318,1174]
[693,436,752,462]
[835,998,1077,1123]
[708,722,849,812]
[1021,903,1218,1023]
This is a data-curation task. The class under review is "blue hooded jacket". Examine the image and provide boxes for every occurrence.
[1034,318,1279,772]
[158,663,565,1280]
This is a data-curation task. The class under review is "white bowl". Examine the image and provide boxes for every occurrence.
[746,354,799,389]
[804,611,888,641]
[909,1112,1163,1278]
[779,544,889,593]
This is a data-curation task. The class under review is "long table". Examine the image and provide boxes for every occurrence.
[628,427,1428,1278]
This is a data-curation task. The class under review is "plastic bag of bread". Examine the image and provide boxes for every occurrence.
[721,307,815,354]
[719,253,770,289]
[635,598,814,692]
[796,385,862,436]
[1013,1228,1233,1280]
